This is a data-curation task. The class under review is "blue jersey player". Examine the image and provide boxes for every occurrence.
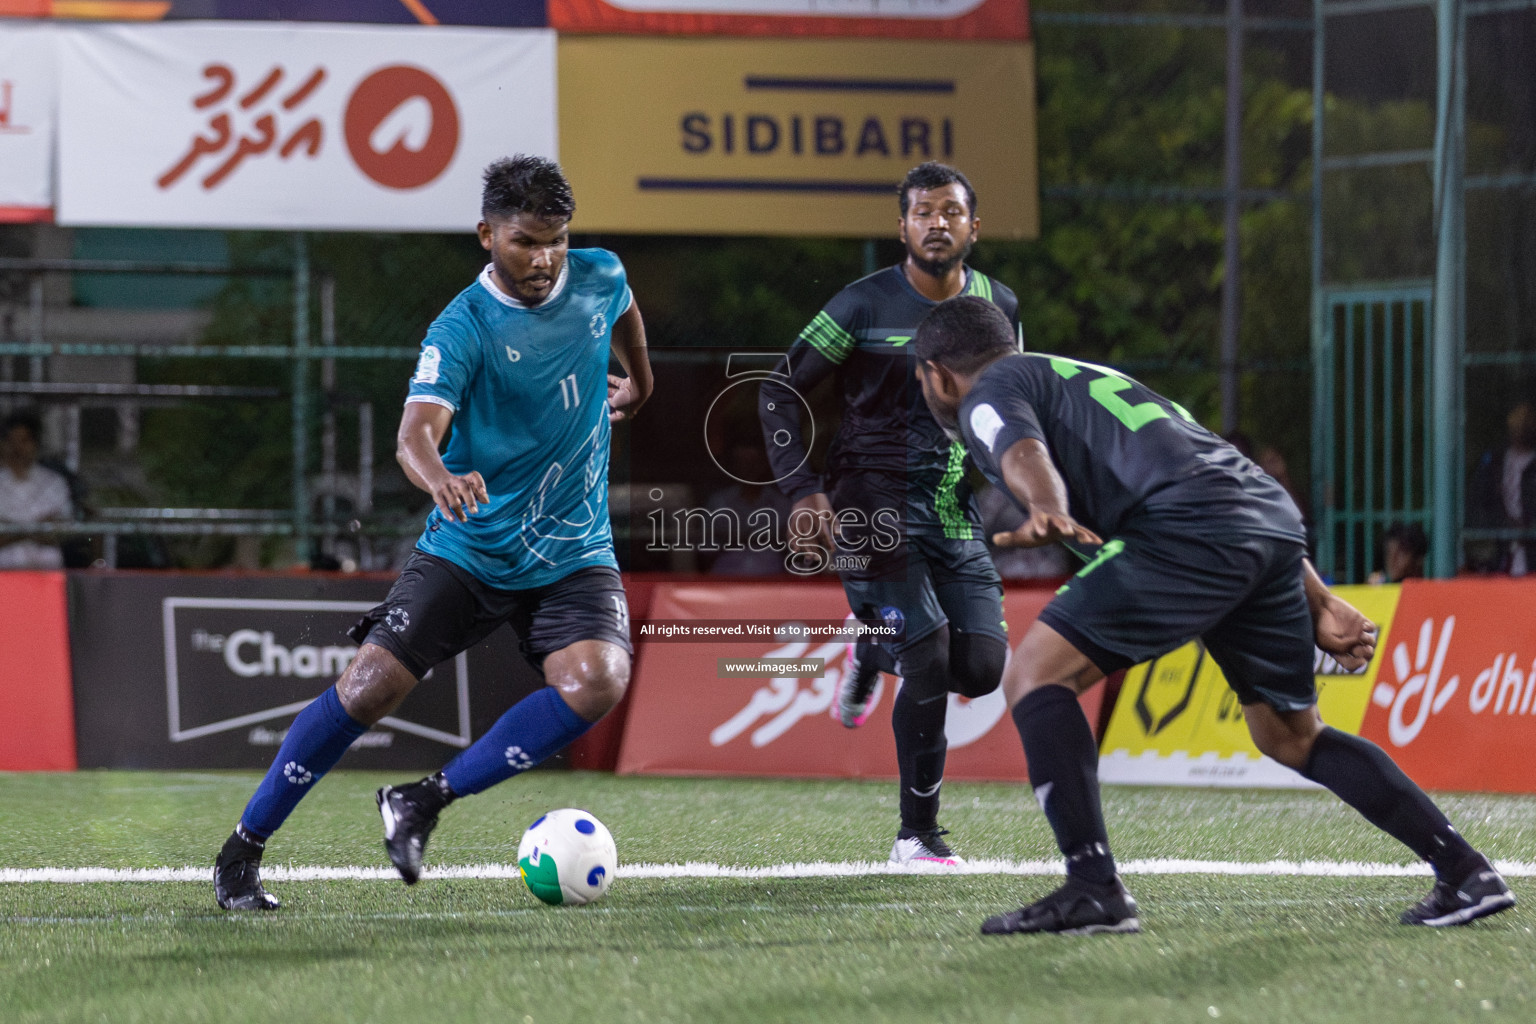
[214,155,653,910]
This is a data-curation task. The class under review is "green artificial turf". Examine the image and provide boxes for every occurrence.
[2,771,1533,1024]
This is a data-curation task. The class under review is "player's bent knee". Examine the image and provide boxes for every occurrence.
[1245,710,1323,770]
[1250,731,1310,771]
[895,630,950,702]
[1003,675,1054,707]
[545,641,631,722]
[1242,702,1324,770]
[950,632,1006,699]
[1001,621,1106,706]
[581,664,629,717]
[335,643,420,725]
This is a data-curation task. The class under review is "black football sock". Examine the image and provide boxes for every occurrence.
[222,826,265,865]
[856,632,898,676]
[1301,727,1476,880]
[400,772,457,815]
[1013,685,1117,885]
[892,688,948,833]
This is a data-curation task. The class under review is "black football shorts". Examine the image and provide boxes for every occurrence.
[1037,522,1317,712]
[349,552,632,678]
[840,532,1008,657]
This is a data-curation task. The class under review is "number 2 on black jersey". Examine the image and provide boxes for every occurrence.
[1048,356,1196,432]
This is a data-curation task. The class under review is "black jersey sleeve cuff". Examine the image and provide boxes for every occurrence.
[781,475,826,503]
[990,422,1046,461]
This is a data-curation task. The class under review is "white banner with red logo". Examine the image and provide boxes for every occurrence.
[0,23,57,221]
[617,582,1102,781]
[55,23,556,231]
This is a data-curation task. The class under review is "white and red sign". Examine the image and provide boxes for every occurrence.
[0,23,57,221]
[1359,578,1536,794]
[617,582,1101,781]
[56,23,556,231]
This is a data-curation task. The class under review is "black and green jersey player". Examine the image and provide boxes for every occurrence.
[913,295,1515,934]
[758,163,1018,866]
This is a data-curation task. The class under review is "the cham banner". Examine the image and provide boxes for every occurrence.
[0,22,56,221]
[55,23,555,231]
[558,36,1037,238]
[549,0,1030,39]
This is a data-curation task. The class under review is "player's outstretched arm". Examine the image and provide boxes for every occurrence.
[396,401,488,523]
[1302,558,1378,671]
[608,300,653,424]
[759,339,840,553]
[991,438,1102,549]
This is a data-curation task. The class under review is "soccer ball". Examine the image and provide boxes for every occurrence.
[517,808,618,906]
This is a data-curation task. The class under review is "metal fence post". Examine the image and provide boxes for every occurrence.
[292,233,311,565]
[320,272,337,559]
[1430,0,1464,578]
[1310,0,1330,576]
[1220,0,1244,434]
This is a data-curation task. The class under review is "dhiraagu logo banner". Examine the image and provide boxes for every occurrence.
[556,36,1037,238]
[1098,585,1403,788]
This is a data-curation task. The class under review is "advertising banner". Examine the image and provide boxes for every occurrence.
[1359,578,1536,793]
[0,1,547,25]
[56,23,556,230]
[549,0,1029,40]
[68,573,545,770]
[616,582,1100,780]
[0,571,75,770]
[0,22,56,221]
[187,2,547,26]
[557,36,1038,238]
[1098,585,1403,789]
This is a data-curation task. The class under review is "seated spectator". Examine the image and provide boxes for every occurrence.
[0,410,75,569]
[1370,522,1428,584]
[1468,401,1536,575]
[977,480,1069,580]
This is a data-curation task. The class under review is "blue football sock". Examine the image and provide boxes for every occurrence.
[240,686,368,840]
[442,687,592,797]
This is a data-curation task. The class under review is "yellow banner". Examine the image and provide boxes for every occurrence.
[1098,585,1404,787]
[557,37,1038,238]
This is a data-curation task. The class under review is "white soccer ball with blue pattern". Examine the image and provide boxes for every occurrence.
[517,808,617,906]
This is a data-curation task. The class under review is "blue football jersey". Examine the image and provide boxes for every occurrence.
[405,248,634,589]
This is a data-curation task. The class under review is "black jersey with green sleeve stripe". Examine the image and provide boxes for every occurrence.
[958,353,1305,543]
[759,265,1020,539]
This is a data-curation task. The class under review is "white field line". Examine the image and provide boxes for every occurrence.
[3,859,1536,884]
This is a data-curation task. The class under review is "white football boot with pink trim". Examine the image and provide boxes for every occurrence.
[889,827,965,868]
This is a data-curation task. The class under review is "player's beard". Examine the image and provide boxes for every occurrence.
[908,236,974,279]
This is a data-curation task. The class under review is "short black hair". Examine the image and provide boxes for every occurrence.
[914,295,1016,374]
[1384,522,1429,559]
[1,409,42,441]
[899,162,977,217]
[481,155,575,223]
